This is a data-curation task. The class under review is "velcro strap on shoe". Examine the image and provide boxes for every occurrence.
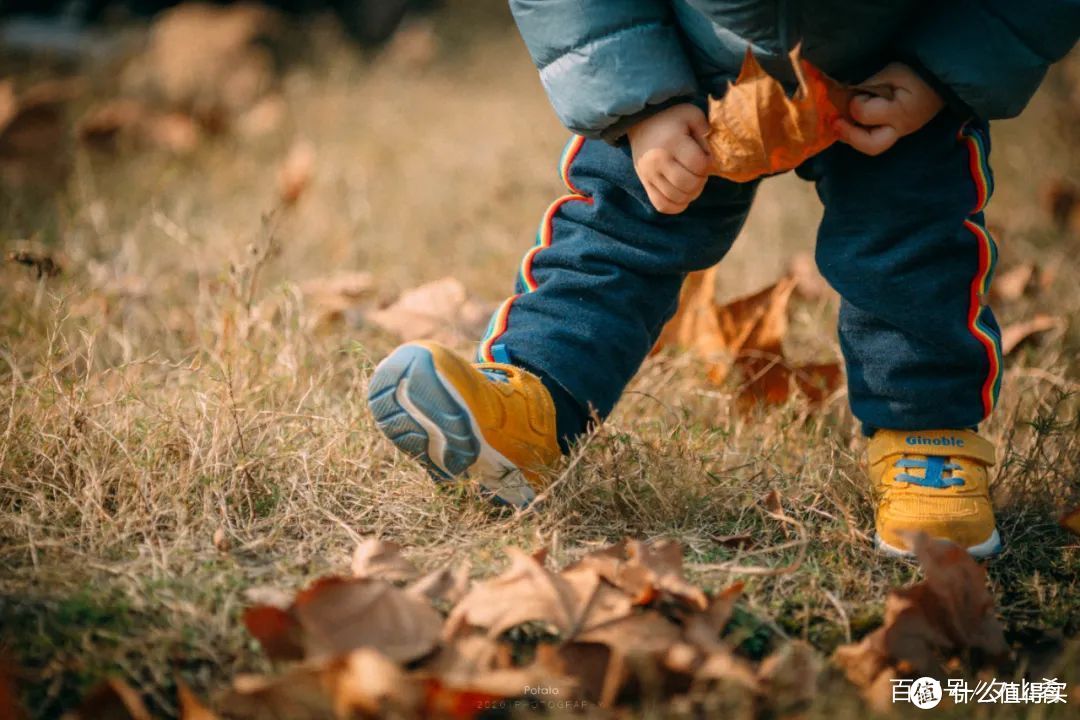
[869,429,995,466]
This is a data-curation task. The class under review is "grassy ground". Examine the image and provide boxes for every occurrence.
[1,3,1079,717]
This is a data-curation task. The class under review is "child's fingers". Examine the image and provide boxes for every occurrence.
[686,111,713,154]
[672,135,711,177]
[849,93,897,127]
[834,119,899,156]
[644,182,688,214]
[662,161,706,196]
[651,173,692,205]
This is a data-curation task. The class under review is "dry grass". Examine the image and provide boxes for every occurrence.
[1,3,1078,717]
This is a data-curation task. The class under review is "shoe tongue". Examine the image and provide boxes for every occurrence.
[480,368,511,384]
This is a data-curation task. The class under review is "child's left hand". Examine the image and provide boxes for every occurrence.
[834,63,944,156]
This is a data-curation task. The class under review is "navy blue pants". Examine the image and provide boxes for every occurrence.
[478,109,1003,446]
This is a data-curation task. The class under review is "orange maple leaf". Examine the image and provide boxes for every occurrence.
[653,269,842,408]
[707,46,852,183]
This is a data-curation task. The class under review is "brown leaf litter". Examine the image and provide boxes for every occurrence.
[832,532,1008,713]
[653,268,842,409]
[64,534,1026,718]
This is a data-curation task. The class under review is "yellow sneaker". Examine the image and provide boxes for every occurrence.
[367,341,560,507]
[869,429,1002,558]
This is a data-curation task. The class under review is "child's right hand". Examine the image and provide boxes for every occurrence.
[627,103,712,214]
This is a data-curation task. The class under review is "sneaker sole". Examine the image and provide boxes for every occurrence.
[367,344,538,508]
[874,528,1003,559]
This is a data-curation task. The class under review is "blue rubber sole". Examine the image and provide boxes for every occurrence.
[368,345,480,482]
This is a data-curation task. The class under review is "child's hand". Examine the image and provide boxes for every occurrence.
[835,63,944,156]
[627,103,712,214]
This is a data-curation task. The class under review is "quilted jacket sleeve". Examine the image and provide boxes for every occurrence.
[509,0,699,139]
[897,0,1080,119]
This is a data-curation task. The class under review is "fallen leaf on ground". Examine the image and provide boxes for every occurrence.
[78,99,200,154]
[1000,314,1064,355]
[295,576,443,662]
[551,612,684,705]
[278,139,315,206]
[757,640,821,712]
[990,262,1037,302]
[384,20,440,69]
[352,538,418,582]
[223,652,422,720]
[177,682,219,720]
[242,605,304,661]
[236,93,288,138]
[0,79,76,188]
[423,636,572,713]
[407,562,472,606]
[833,533,1007,706]
[1041,178,1079,229]
[142,3,282,122]
[0,657,25,720]
[367,277,493,347]
[213,537,827,718]
[331,648,423,718]
[6,249,61,278]
[68,678,151,720]
[788,251,834,301]
[1061,506,1080,537]
[707,47,852,182]
[245,575,443,663]
[567,539,707,610]
[298,270,376,330]
[444,547,627,640]
[654,269,842,407]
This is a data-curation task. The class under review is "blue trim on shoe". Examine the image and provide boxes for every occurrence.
[894,456,964,488]
[367,345,480,482]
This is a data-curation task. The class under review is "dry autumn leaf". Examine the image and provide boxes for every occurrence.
[215,537,829,719]
[757,640,821,712]
[569,539,708,610]
[654,269,842,407]
[1000,313,1064,355]
[142,3,282,123]
[1061,506,1080,537]
[422,635,573,714]
[222,651,422,720]
[549,611,684,706]
[6,249,61,279]
[707,47,851,182]
[298,270,377,331]
[245,575,443,663]
[407,562,472,607]
[833,533,1007,708]
[990,262,1037,303]
[367,277,494,347]
[443,547,631,640]
[351,538,419,582]
[0,658,25,720]
[67,678,151,720]
[0,79,76,188]
[788,250,835,302]
[177,681,219,720]
[78,99,200,154]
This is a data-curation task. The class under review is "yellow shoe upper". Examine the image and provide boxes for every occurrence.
[869,429,998,552]
[416,341,561,487]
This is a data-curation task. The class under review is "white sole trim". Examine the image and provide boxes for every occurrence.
[874,528,1002,559]
[394,374,450,476]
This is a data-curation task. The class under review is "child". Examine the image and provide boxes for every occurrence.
[367,1,1079,557]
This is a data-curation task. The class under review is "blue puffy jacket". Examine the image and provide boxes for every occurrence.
[509,0,1080,140]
